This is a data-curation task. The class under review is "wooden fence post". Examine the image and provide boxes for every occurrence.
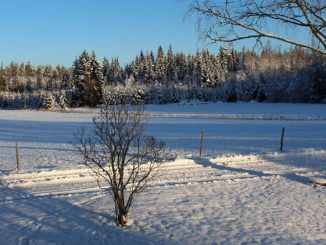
[200,131,204,158]
[280,127,285,151]
[16,142,20,170]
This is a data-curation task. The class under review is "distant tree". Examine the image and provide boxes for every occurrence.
[175,52,188,81]
[43,92,56,109]
[102,57,110,85]
[43,65,53,90]
[36,67,45,90]
[166,45,176,85]
[310,60,326,102]
[144,52,155,84]
[155,46,166,85]
[107,58,122,85]
[71,51,103,107]
[0,66,8,92]
[138,51,146,81]
[74,104,165,226]
[25,61,35,78]
[60,69,73,90]
[8,63,20,92]
[72,50,91,106]
[0,75,8,92]
[19,63,25,86]
[193,50,203,86]
[85,51,104,107]
[59,91,68,110]
[131,56,140,81]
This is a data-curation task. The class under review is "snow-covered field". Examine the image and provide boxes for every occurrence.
[0,102,326,244]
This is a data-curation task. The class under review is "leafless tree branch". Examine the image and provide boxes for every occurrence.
[189,0,326,55]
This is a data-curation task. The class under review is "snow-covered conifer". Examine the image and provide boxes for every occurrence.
[59,91,68,110]
[72,50,91,106]
[43,92,56,109]
[87,51,103,107]
[155,46,166,85]
[166,44,176,85]
[144,53,155,84]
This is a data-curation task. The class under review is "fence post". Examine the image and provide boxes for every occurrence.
[280,127,285,151]
[16,142,20,170]
[200,131,204,158]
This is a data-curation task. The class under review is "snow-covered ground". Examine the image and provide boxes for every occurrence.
[0,102,325,244]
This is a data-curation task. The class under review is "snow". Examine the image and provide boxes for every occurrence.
[145,102,326,119]
[0,102,326,244]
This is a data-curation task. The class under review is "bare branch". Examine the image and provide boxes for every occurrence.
[189,0,326,55]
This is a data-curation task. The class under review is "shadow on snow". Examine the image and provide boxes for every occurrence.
[0,183,170,245]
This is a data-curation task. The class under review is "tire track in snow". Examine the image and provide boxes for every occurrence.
[1,155,313,198]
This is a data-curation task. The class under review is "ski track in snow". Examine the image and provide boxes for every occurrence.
[0,103,326,244]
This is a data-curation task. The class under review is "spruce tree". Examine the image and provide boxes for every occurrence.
[175,52,187,82]
[166,44,175,86]
[193,50,203,86]
[138,51,146,81]
[144,53,155,85]
[155,46,166,86]
[219,45,231,81]
[36,67,45,90]
[110,58,122,85]
[0,67,8,92]
[131,56,140,81]
[310,61,326,103]
[43,92,56,109]
[0,75,8,91]
[88,51,103,107]
[102,57,110,85]
[72,50,91,106]
[59,91,68,110]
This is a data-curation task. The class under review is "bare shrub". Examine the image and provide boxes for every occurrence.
[74,104,165,226]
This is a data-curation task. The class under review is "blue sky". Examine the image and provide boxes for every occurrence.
[0,0,310,67]
[0,0,210,66]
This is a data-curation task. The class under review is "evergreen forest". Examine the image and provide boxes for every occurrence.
[0,44,325,109]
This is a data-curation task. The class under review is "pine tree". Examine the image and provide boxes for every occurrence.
[175,52,187,82]
[218,45,231,82]
[60,70,73,90]
[138,51,146,81]
[144,53,155,84]
[25,61,35,78]
[166,44,176,86]
[0,75,8,91]
[88,51,103,107]
[59,91,68,110]
[102,57,110,85]
[155,46,166,86]
[36,67,45,90]
[110,58,122,85]
[131,56,140,81]
[0,67,8,92]
[310,60,326,103]
[72,50,91,106]
[43,92,56,109]
[193,50,203,86]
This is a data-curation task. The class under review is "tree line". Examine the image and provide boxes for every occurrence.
[0,44,325,109]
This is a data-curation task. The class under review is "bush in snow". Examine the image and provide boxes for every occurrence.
[73,104,165,226]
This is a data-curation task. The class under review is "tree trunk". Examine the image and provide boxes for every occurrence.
[115,196,128,226]
[117,212,128,226]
